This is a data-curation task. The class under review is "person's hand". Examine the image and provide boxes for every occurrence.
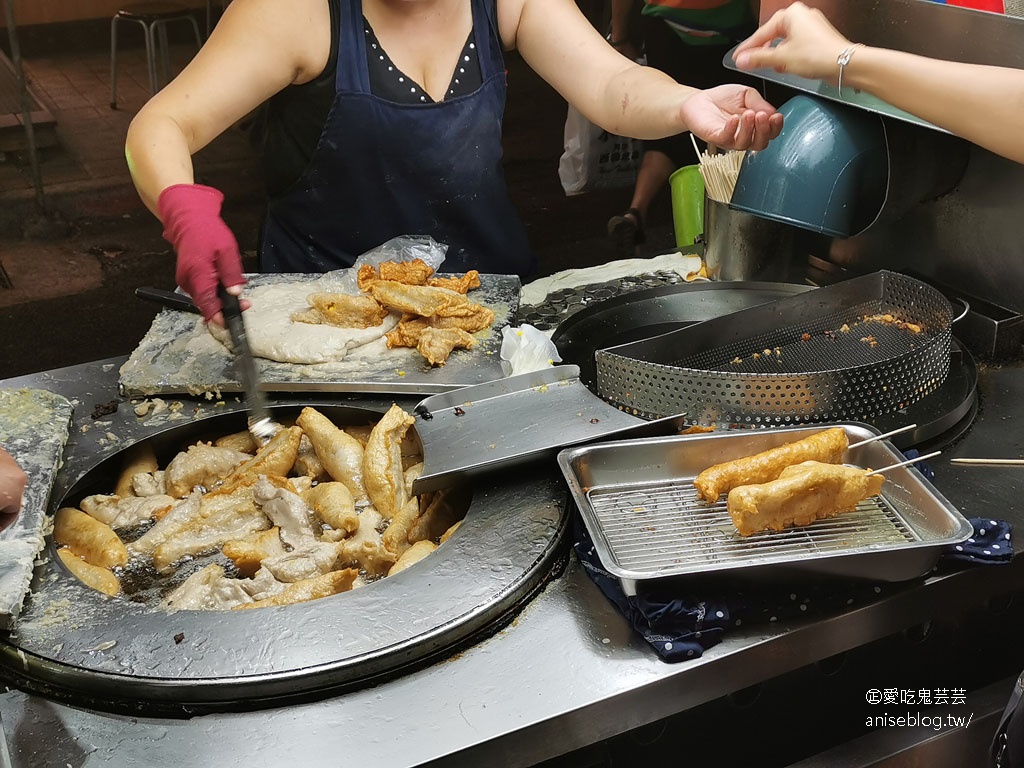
[732,1,852,83]
[158,184,247,325]
[680,84,784,151]
[0,447,27,520]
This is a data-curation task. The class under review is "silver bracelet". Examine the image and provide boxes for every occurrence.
[836,43,864,97]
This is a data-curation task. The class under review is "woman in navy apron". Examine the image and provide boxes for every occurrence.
[126,0,782,323]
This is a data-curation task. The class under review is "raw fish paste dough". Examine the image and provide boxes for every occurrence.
[209,282,400,364]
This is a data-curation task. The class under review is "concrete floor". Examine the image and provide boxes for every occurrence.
[0,22,678,380]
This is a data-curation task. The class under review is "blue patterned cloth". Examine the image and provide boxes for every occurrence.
[574,515,1012,663]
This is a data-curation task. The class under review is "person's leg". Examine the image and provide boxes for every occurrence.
[607,148,676,255]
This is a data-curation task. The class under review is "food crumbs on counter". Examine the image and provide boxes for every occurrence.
[174,632,185,645]
[396,370,406,376]
[801,333,812,341]
[91,400,119,419]
[454,407,466,416]
[488,443,496,449]
[590,418,600,424]
[84,640,117,653]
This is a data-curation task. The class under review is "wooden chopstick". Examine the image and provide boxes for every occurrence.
[949,457,1024,466]
[848,424,917,449]
[865,450,941,476]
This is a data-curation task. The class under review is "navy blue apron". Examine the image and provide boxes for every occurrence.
[260,0,536,277]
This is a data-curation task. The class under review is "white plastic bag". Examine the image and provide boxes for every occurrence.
[499,324,562,377]
[317,235,448,294]
[557,105,643,196]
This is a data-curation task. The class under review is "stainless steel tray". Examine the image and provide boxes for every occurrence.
[557,423,972,596]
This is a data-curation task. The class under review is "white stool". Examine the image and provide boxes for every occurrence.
[110,2,202,109]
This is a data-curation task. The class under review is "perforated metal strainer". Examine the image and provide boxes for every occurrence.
[595,270,957,424]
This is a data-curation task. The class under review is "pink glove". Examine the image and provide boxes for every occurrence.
[158,184,245,321]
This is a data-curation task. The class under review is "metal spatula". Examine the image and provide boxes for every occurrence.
[409,365,687,495]
[217,286,276,443]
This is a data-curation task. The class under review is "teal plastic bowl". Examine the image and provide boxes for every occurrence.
[730,94,888,237]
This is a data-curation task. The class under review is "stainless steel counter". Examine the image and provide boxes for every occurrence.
[1,357,1023,768]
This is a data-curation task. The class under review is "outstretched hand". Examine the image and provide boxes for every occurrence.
[680,84,783,151]
[732,1,851,82]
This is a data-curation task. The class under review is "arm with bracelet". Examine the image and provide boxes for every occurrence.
[732,1,1024,165]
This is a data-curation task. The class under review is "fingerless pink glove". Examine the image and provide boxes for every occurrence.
[158,183,245,321]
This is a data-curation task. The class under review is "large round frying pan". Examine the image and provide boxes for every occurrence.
[551,281,813,390]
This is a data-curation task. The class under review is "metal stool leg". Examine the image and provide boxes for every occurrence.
[144,20,158,94]
[156,22,171,89]
[110,16,119,109]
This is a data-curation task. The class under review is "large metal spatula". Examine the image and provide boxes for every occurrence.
[217,286,276,443]
[410,365,686,495]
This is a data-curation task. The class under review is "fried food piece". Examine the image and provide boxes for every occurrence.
[79,493,176,529]
[223,426,303,485]
[407,488,463,545]
[152,478,273,571]
[337,507,397,575]
[53,507,128,568]
[693,427,849,503]
[296,407,367,501]
[223,527,287,578]
[114,442,159,499]
[296,293,389,329]
[384,316,430,349]
[382,496,422,556]
[214,430,257,454]
[164,442,252,497]
[293,434,330,482]
[416,326,477,366]
[57,547,121,596]
[302,482,359,535]
[232,568,359,609]
[363,404,416,520]
[427,270,480,294]
[429,304,494,333]
[440,520,461,543]
[380,258,434,285]
[164,563,254,610]
[727,461,885,537]
[387,540,437,576]
[357,263,380,292]
[370,281,468,317]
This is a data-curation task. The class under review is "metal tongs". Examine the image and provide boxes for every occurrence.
[217,286,277,443]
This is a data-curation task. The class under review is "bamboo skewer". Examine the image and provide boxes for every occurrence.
[848,424,918,449]
[865,450,942,477]
[948,458,1024,466]
[690,134,744,204]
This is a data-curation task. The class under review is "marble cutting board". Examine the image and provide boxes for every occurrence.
[119,272,521,398]
[0,388,74,628]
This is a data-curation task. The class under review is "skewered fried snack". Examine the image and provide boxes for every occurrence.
[694,427,849,503]
[384,316,430,349]
[727,460,885,536]
[164,442,252,498]
[53,507,128,568]
[57,548,121,596]
[214,430,258,454]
